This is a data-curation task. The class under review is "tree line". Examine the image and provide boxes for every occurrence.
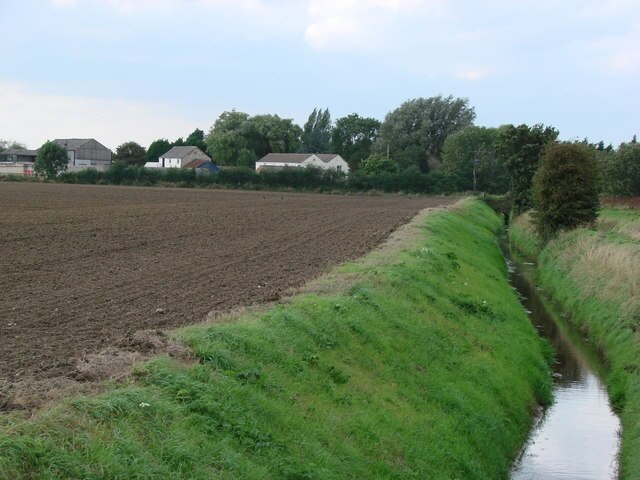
[3,95,638,200]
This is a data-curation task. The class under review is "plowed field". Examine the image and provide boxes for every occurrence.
[0,182,456,389]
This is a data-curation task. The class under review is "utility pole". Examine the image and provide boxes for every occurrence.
[473,158,481,193]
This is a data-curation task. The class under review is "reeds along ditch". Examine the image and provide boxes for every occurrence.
[508,208,640,480]
[0,200,551,479]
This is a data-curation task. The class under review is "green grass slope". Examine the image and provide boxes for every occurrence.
[0,200,551,479]
[510,208,640,479]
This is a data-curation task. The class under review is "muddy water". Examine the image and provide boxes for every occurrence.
[505,247,621,480]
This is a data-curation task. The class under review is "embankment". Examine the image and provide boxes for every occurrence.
[0,200,551,479]
[509,209,640,479]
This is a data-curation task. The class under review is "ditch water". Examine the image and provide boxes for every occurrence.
[504,243,621,480]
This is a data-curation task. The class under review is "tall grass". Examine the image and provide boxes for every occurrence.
[510,209,640,479]
[0,200,551,479]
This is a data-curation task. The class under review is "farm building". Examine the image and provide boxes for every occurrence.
[255,153,349,173]
[0,161,35,177]
[183,158,219,173]
[0,139,112,176]
[53,139,113,171]
[145,146,215,170]
[0,148,38,163]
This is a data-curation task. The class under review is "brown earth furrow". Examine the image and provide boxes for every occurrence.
[0,182,457,390]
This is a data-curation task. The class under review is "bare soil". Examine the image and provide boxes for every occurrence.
[0,182,456,405]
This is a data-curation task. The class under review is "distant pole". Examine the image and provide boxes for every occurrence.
[386,144,390,159]
[473,158,481,193]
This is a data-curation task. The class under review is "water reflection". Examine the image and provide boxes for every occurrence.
[507,250,620,480]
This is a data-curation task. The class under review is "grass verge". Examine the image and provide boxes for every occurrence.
[509,209,640,479]
[0,200,551,479]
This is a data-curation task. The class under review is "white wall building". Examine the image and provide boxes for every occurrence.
[145,146,211,169]
[255,153,349,173]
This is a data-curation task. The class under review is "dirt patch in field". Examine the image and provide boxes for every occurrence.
[0,183,457,406]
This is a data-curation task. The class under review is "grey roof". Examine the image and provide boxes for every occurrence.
[1,148,37,156]
[258,153,338,164]
[160,146,208,160]
[316,154,339,162]
[53,139,110,151]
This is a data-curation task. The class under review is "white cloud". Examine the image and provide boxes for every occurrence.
[0,81,200,150]
[304,0,431,50]
[455,68,490,81]
[48,0,266,12]
[50,0,80,7]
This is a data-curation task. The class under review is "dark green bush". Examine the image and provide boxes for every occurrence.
[532,143,600,241]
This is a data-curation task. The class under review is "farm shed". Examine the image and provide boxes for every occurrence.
[256,153,349,173]
[146,146,212,169]
[53,139,113,169]
[183,159,219,173]
[0,162,35,176]
[0,148,38,163]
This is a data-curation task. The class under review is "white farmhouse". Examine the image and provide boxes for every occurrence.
[145,146,212,169]
[255,153,349,173]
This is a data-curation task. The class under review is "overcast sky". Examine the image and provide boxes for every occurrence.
[1,0,638,150]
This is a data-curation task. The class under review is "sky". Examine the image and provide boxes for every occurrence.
[1,0,638,150]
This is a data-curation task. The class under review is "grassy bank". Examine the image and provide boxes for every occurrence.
[509,208,640,479]
[0,200,551,479]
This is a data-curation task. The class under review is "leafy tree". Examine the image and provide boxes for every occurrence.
[359,153,399,175]
[34,141,69,178]
[497,124,559,214]
[331,114,380,171]
[533,143,600,241]
[442,126,507,193]
[146,138,172,163]
[205,111,302,167]
[114,141,147,166]
[301,108,332,153]
[377,95,475,172]
[185,128,208,154]
[0,139,26,151]
[602,142,640,195]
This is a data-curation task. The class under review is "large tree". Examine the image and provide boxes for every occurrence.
[377,95,476,172]
[114,141,147,166]
[601,141,640,196]
[441,126,507,193]
[185,128,208,154]
[205,111,302,167]
[497,124,559,214]
[331,114,380,171]
[301,108,332,153]
[533,142,600,241]
[34,141,68,178]
[146,138,172,163]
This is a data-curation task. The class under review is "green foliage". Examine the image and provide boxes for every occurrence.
[378,95,476,172]
[114,141,147,166]
[359,153,398,174]
[601,142,640,196]
[0,201,551,480]
[185,128,208,154]
[532,143,600,241]
[54,161,458,194]
[330,114,380,171]
[301,108,332,153]
[206,111,302,167]
[146,138,172,163]
[0,139,26,152]
[34,141,69,178]
[442,126,508,193]
[498,124,559,214]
